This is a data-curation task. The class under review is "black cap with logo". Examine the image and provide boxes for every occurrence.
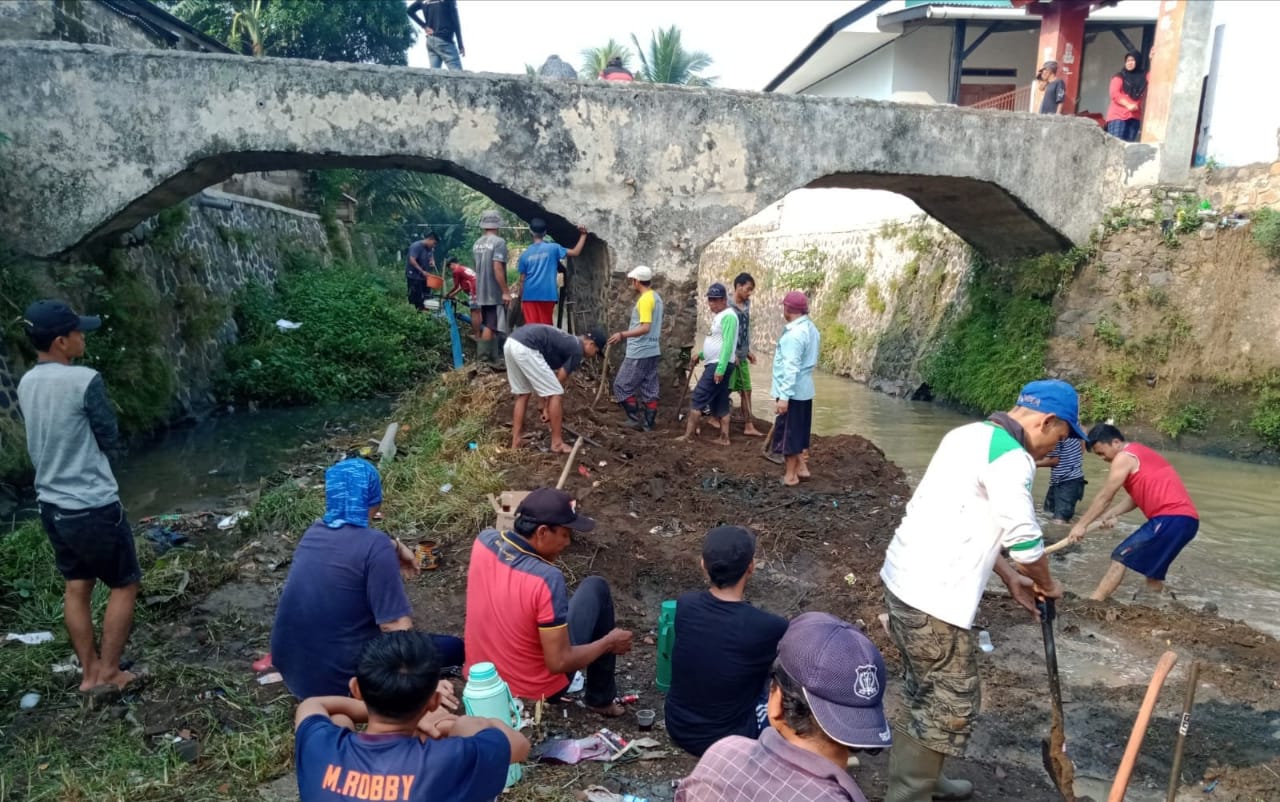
[515,488,596,532]
[22,300,101,338]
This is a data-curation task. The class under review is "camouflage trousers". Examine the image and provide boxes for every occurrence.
[884,588,982,757]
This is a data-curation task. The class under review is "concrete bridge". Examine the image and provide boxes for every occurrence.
[0,42,1126,285]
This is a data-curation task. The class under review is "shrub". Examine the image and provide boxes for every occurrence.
[221,256,449,405]
[1252,207,1280,261]
[1251,387,1280,448]
[866,282,886,314]
[1156,403,1213,439]
[1078,381,1138,424]
[833,264,867,296]
[1094,317,1126,349]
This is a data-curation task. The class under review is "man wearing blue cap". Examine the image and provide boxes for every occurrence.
[677,612,889,801]
[17,300,139,693]
[271,457,463,702]
[677,283,739,446]
[880,379,1079,802]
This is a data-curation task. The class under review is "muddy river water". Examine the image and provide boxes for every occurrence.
[751,368,1280,638]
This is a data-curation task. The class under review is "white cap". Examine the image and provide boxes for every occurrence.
[627,265,654,281]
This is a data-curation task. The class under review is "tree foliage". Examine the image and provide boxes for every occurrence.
[165,0,414,64]
[579,38,633,79]
[630,26,716,86]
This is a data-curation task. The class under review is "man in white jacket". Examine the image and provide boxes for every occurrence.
[880,379,1082,802]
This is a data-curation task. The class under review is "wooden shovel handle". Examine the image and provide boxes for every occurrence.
[1108,650,1179,802]
[555,437,585,490]
[1043,521,1104,555]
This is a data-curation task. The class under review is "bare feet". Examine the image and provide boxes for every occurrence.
[712,436,730,446]
[549,442,574,454]
[85,668,137,693]
[510,438,523,450]
[781,476,801,487]
[587,701,626,718]
[743,425,765,437]
[797,467,812,480]
[674,434,691,442]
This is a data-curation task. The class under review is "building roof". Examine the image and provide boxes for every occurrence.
[98,0,234,53]
[766,0,1158,94]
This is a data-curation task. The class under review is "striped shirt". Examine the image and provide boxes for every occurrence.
[1048,440,1085,484]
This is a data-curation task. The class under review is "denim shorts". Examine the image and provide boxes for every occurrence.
[39,500,141,587]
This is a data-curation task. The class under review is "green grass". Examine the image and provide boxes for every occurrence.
[1252,207,1280,260]
[1251,385,1280,448]
[833,263,867,296]
[1155,403,1214,439]
[865,282,886,314]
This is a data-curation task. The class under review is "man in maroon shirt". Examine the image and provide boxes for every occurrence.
[676,612,889,802]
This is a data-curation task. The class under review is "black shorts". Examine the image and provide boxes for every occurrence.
[689,363,735,419]
[407,277,427,308]
[771,398,813,457]
[39,501,141,588]
[479,304,500,333]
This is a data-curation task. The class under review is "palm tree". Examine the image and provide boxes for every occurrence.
[630,26,715,86]
[579,38,633,79]
[229,0,266,57]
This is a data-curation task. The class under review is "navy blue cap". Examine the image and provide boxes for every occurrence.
[23,300,101,338]
[1016,379,1088,440]
[706,282,728,300]
[515,488,596,532]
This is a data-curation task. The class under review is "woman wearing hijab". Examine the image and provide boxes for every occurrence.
[1106,51,1147,142]
[270,457,464,700]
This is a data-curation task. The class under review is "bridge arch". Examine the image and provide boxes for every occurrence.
[0,41,1126,281]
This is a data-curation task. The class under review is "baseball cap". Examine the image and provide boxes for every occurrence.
[529,217,548,235]
[23,300,102,338]
[479,209,503,229]
[586,327,607,354]
[778,612,892,749]
[702,525,756,581]
[627,265,654,282]
[515,488,596,532]
[1016,379,1088,440]
[782,290,810,314]
[706,282,727,300]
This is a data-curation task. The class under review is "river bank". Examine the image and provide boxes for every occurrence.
[2,369,1277,802]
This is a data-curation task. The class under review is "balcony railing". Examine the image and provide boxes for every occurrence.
[969,85,1034,113]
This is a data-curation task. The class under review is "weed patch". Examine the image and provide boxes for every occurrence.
[1156,403,1214,439]
[1252,207,1280,261]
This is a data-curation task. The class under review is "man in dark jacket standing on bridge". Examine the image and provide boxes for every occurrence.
[408,0,465,71]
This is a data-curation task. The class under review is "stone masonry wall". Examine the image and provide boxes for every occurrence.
[0,191,332,423]
[1,0,175,51]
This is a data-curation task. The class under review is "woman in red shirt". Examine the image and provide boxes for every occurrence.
[1105,51,1147,142]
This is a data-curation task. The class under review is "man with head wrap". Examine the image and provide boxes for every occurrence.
[270,457,464,701]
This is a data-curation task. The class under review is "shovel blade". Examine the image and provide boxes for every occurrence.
[1041,737,1077,802]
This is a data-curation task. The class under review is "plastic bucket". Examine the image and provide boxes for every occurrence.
[426,273,445,290]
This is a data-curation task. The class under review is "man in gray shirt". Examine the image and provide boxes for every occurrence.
[472,209,510,367]
[17,300,140,693]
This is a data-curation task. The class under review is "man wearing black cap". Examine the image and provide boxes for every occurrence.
[1039,61,1066,114]
[514,218,588,327]
[677,612,889,801]
[464,488,633,717]
[16,300,139,693]
[665,526,788,757]
[677,283,739,446]
[504,323,606,454]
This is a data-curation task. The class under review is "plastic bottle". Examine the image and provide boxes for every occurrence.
[463,662,523,788]
[978,630,994,653]
[656,599,677,692]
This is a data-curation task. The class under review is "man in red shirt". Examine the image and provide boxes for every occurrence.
[1069,424,1199,601]
[444,258,480,338]
[464,488,633,716]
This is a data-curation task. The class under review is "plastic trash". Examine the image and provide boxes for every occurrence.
[6,632,54,645]
[439,483,453,494]
[251,654,273,672]
[256,671,284,685]
[19,692,40,710]
[978,630,994,653]
[217,511,250,530]
[567,671,585,694]
[275,319,302,332]
[144,525,189,556]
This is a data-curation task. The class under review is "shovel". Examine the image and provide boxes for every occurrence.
[1038,598,1077,801]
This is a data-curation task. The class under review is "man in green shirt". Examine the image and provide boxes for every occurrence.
[677,283,739,446]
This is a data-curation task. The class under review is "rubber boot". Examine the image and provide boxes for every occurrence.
[642,406,657,431]
[476,338,494,365]
[885,734,945,802]
[619,400,643,429]
[933,772,973,801]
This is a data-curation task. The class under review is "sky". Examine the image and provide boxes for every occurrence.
[405,1,850,91]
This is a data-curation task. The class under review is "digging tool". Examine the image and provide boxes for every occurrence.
[555,437,585,490]
[562,426,603,449]
[760,418,779,462]
[592,343,613,409]
[672,364,692,422]
[1164,660,1201,802]
[1108,650,1178,802]
[1037,598,1077,802]
[1044,521,1104,555]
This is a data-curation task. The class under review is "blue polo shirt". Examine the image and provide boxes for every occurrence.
[516,241,567,302]
[295,715,510,802]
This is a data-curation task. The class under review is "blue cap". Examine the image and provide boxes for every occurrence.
[706,282,728,300]
[1016,379,1088,440]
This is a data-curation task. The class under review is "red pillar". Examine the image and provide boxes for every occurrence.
[1035,1,1089,114]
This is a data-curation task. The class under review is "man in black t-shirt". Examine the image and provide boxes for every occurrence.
[1039,60,1066,114]
[504,324,605,454]
[665,526,789,756]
